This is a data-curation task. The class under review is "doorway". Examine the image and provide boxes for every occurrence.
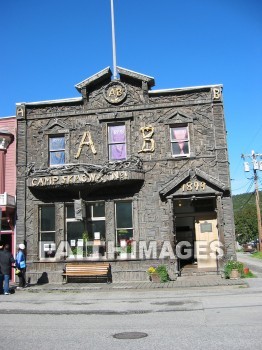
[195,216,218,268]
[174,197,218,271]
[0,231,14,281]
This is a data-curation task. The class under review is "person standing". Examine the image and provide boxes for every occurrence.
[16,243,26,288]
[0,244,15,295]
[0,241,4,294]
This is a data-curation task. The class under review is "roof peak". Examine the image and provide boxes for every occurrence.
[75,66,155,93]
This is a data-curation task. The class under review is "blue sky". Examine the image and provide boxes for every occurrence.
[0,0,261,195]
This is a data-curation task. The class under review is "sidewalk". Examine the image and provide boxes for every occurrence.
[10,255,260,292]
[10,275,248,292]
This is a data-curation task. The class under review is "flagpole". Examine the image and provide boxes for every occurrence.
[110,0,118,80]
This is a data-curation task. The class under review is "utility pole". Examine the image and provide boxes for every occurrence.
[241,150,262,251]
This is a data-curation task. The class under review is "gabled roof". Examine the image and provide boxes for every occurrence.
[75,66,155,93]
[75,67,112,92]
[159,168,228,198]
[117,66,155,88]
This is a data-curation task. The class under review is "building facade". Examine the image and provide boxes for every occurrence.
[0,116,16,264]
[16,67,236,283]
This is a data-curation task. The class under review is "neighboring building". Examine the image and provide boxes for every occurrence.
[16,67,236,283]
[0,116,16,263]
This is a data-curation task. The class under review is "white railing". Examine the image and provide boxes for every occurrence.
[0,192,16,206]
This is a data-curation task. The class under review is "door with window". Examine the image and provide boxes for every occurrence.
[195,216,219,268]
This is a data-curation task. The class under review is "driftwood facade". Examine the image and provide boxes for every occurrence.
[16,67,236,283]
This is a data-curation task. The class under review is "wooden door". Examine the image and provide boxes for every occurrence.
[195,217,218,268]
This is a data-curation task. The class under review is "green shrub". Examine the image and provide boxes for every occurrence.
[243,271,256,278]
[156,265,170,283]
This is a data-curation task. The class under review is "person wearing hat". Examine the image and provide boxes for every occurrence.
[15,243,26,289]
[0,244,15,295]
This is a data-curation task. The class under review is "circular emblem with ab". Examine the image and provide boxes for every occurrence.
[104,81,127,104]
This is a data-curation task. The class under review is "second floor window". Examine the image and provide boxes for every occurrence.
[170,125,190,157]
[49,136,65,166]
[108,124,127,161]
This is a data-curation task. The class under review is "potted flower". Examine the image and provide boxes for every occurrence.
[224,260,244,279]
[147,265,169,283]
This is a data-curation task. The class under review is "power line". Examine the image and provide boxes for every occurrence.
[246,179,255,193]
[231,122,262,178]
[234,191,254,212]
[231,179,253,193]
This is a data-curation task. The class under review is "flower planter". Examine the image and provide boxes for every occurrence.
[230,269,240,279]
[150,273,161,283]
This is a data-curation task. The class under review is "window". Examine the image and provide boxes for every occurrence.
[49,136,65,166]
[108,124,127,161]
[66,204,85,255]
[66,202,106,258]
[115,201,133,244]
[86,202,106,240]
[0,214,13,231]
[170,126,190,156]
[39,205,56,258]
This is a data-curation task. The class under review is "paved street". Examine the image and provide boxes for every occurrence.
[1,275,262,350]
[237,251,262,276]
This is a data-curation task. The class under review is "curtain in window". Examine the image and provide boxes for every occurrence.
[109,125,126,160]
[171,127,189,155]
[49,137,65,165]
[50,152,65,165]
[49,137,65,150]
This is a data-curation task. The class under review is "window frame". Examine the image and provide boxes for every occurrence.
[48,135,66,167]
[39,205,56,260]
[115,200,134,245]
[86,202,106,240]
[170,124,190,157]
[65,202,106,259]
[107,123,127,161]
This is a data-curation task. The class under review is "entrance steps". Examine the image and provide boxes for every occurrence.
[180,264,219,277]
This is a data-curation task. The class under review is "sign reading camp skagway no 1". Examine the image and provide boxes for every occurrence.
[28,171,128,187]
[28,170,144,188]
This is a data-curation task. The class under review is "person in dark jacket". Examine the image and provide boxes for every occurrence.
[0,244,15,295]
[0,241,4,294]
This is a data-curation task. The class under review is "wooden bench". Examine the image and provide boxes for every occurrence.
[62,263,111,284]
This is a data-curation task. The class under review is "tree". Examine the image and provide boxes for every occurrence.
[233,191,262,244]
[234,204,258,244]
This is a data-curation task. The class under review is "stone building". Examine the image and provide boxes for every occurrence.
[16,67,236,283]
